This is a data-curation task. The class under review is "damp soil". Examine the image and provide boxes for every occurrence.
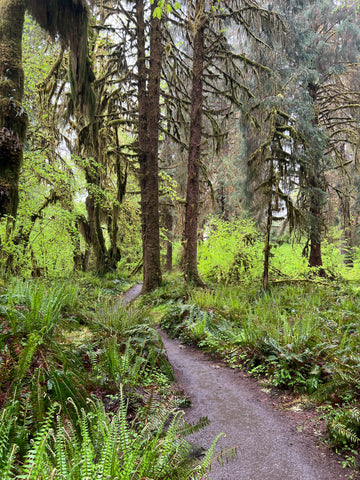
[122,285,359,479]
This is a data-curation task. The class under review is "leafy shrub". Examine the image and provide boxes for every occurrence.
[198,216,262,284]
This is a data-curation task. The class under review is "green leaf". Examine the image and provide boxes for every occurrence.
[174,1,181,9]
[166,4,172,13]
[153,6,162,19]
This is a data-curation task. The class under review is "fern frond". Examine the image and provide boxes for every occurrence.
[79,409,95,480]
[20,403,57,480]
[194,432,225,477]
[154,412,185,476]
[0,444,18,480]
[178,417,211,437]
[329,420,360,445]
[54,417,68,480]
[98,411,120,478]
[118,386,132,453]
[0,406,14,467]
[15,332,42,385]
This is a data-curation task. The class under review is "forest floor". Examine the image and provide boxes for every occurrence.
[124,284,359,480]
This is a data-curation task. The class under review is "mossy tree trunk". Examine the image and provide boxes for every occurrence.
[308,173,325,272]
[183,0,206,286]
[136,0,162,293]
[0,0,93,223]
[0,0,28,220]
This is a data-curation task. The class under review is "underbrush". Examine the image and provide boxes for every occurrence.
[0,276,219,479]
[158,280,360,465]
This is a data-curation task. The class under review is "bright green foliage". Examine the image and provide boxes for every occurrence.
[0,395,220,479]
[196,216,360,285]
[160,280,360,419]
[198,216,262,283]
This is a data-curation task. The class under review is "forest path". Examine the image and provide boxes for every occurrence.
[159,331,356,480]
[122,286,357,479]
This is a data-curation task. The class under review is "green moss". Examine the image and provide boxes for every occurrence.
[26,0,95,116]
[0,98,28,139]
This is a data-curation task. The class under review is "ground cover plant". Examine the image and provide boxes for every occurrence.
[0,275,220,479]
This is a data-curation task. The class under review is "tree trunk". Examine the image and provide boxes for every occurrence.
[183,0,206,286]
[108,151,128,270]
[164,207,173,272]
[307,82,326,275]
[340,191,353,266]
[136,0,162,293]
[307,173,326,275]
[0,0,28,220]
[263,190,273,291]
[85,192,107,272]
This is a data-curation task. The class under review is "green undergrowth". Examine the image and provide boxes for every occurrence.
[0,275,222,478]
[157,278,360,466]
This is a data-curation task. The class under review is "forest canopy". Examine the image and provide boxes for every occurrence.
[0,0,359,289]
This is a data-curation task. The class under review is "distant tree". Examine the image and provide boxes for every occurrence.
[171,0,283,285]
[245,0,360,281]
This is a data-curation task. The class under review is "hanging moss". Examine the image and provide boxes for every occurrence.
[25,0,96,117]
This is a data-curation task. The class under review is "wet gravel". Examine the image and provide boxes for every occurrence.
[159,331,358,480]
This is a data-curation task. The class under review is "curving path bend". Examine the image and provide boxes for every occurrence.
[121,286,358,479]
[159,331,358,480]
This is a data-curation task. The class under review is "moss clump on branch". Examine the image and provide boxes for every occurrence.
[25,0,95,116]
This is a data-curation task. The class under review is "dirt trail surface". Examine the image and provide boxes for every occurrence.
[159,331,357,480]
[120,286,357,479]
[121,283,143,304]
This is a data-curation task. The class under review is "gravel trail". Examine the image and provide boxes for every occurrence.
[121,285,358,479]
[159,330,357,480]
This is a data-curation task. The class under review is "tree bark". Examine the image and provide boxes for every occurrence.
[164,206,173,272]
[183,0,206,286]
[308,174,323,268]
[85,191,107,273]
[307,82,326,275]
[263,182,273,291]
[136,0,162,293]
[0,0,27,220]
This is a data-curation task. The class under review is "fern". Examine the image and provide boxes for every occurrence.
[54,418,68,480]
[153,411,185,476]
[19,403,57,480]
[14,332,42,389]
[79,409,96,480]
[0,444,17,480]
[192,432,225,478]
[118,387,131,454]
[178,417,211,437]
[0,406,14,468]
[327,407,360,447]
[98,413,120,479]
